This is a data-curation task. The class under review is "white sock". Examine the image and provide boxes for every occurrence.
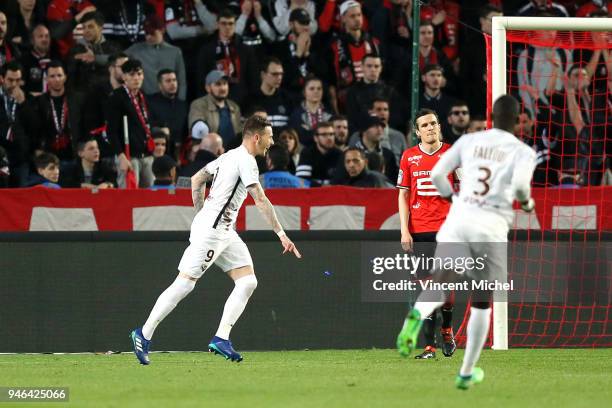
[142,276,196,340]
[460,307,491,377]
[215,274,258,340]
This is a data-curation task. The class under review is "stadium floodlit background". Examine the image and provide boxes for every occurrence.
[0,0,611,406]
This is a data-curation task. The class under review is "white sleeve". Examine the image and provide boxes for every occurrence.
[511,146,537,202]
[431,141,464,197]
[204,157,220,174]
[238,155,260,187]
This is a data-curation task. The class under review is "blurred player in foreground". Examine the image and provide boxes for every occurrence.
[131,115,301,365]
[396,95,537,389]
[397,109,457,359]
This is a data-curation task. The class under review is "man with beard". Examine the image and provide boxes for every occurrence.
[148,69,188,159]
[27,60,84,162]
[445,101,470,145]
[296,121,342,186]
[189,70,241,148]
[332,114,349,151]
[19,24,57,96]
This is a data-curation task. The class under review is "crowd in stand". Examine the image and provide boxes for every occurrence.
[0,0,610,190]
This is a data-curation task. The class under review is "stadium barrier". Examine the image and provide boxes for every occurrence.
[1,231,608,353]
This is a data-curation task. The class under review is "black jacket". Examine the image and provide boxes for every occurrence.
[106,87,152,158]
[59,159,117,188]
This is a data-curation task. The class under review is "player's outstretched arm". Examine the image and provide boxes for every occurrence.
[247,183,302,258]
[191,168,214,212]
[431,144,461,200]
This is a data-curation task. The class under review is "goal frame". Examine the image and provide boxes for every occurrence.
[490,16,612,350]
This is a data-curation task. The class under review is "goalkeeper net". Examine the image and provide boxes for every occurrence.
[465,19,612,348]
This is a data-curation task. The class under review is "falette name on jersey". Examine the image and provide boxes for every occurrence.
[372,279,514,292]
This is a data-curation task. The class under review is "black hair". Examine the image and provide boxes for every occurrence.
[77,137,97,152]
[152,155,176,178]
[413,108,440,129]
[260,56,283,73]
[0,60,22,76]
[217,8,236,20]
[157,68,176,82]
[422,64,443,75]
[267,144,290,170]
[121,59,143,74]
[80,10,105,26]
[108,52,128,67]
[47,60,65,72]
[34,152,59,169]
[344,146,367,160]
[479,4,502,19]
[492,94,520,133]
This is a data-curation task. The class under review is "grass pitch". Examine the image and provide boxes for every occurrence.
[1,349,610,407]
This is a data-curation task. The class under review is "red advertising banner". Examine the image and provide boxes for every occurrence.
[0,186,609,231]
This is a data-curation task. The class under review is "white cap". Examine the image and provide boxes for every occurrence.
[339,0,360,16]
[191,120,209,140]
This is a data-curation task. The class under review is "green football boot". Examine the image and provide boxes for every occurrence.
[455,367,485,390]
[396,309,422,357]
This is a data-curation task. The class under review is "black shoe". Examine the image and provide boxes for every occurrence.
[414,346,436,359]
[441,328,456,357]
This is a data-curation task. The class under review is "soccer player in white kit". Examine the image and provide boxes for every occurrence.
[396,95,537,389]
[131,115,301,365]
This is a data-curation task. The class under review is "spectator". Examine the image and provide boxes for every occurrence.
[514,110,555,186]
[331,146,390,187]
[178,131,224,178]
[0,61,29,186]
[393,20,456,97]
[277,127,301,173]
[445,101,469,144]
[346,53,407,134]
[296,121,342,186]
[20,24,57,96]
[100,0,156,49]
[27,60,84,162]
[0,11,20,67]
[349,114,398,182]
[151,128,168,158]
[574,26,612,94]
[195,8,258,108]
[420,0,460,64]
[237,0,276,58]
[551,64,610,185]
[27,152,61,188]
[151,154,177,190]
[371,0,413,69]
[67,11,120,92]
[459,4,502,116]
[148,68,188,158]
[251,57,293,133]
[189,70,241,148]
[288,76,333,146]
[164,0,216,42]
[418,64,455,125]
[467,115,487,133]
[332,114,349,150]
[46,0,96,59]
[10,0,47,51]
[327,0,379,114]
[368,97,406,163]
[272,0,318,38]
[318,0,370,36]
[517,24,572,119]
[60,136,116,188]
[517,0,569,17]
[125,15,187,99]
[274,7,326,101]
[106,58,155,188]
[261,144,309,188]
[82,52,128,159]
[576,1,612,17]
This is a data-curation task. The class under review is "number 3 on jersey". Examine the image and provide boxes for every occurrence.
[474,166,491,196]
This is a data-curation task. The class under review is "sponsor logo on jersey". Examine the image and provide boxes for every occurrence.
[407,154,422,166]
[413,170,432,177]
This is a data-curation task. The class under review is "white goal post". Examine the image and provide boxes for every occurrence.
[490,16,612,350]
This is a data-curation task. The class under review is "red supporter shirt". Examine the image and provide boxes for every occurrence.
[397,143,454,233]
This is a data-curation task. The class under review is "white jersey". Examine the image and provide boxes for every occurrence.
[196,145,259,230]
[430,128,537,225]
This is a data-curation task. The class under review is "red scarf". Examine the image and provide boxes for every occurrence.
[124,86,154,153]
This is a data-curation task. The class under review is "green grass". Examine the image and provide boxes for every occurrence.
[1,349,610,407]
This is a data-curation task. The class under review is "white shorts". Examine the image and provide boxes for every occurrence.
[178,227,253,279]
[434,211,508,282]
